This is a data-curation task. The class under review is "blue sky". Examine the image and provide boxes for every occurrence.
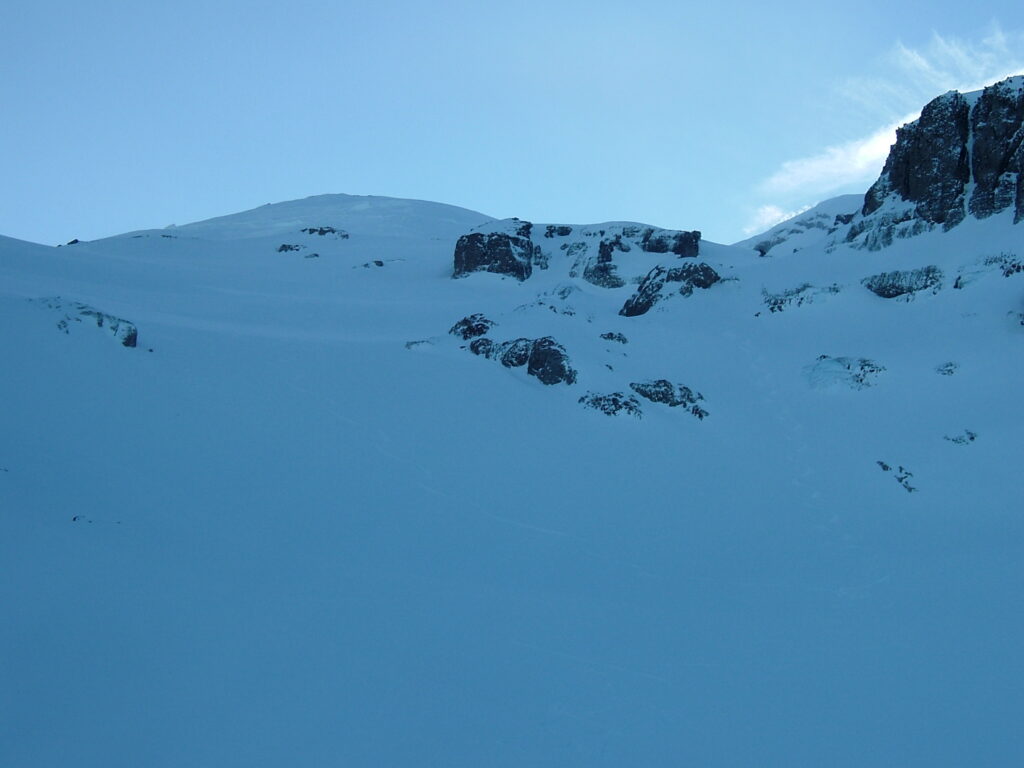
[2,0,1023,245]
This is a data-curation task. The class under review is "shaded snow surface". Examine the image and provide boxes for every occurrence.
[1,193,1022,766]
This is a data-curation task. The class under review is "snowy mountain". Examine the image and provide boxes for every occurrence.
[2,79,1023,767]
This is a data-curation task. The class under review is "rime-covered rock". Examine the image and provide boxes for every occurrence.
[578,392,643,417]
[805,356,885,390]
[449,314,495,340]
[629,379,708,419]
[620,263,721,316]
[862,267,943,299]
[582,235,628,288]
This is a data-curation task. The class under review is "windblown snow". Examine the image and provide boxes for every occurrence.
[1,179,1022,765]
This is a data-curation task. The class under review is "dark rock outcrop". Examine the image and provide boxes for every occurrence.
[527,337,577,385]
[629,379,708,419]
[301,226,349,238]
[600,331,628,344]
[850,77,1023,249]
[578,392,643,418]
[639,228,701,258]
[863,90,970,228]
[449,314,495,340]
[499,338,534,368]
[620,263,721,316]
[467,334,577,385]
[862,266,943,299]
[544,225,573,238]
[453,220,537,281]
[583,235,629,288]
[968,78,1024,222]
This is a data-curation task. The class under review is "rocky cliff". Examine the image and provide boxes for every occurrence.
[848,76,1024,250]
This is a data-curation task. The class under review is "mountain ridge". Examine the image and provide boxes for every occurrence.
[1,77,1022,767]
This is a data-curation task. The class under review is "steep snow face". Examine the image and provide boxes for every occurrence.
[2,177,1023,768]
[732,194,861,257]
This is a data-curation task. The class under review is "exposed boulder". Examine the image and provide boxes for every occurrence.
[468,337,495,357]
[498,338,534,368]
[629,379,708,419]
[527,337,577,385]
[620,263,721,316]
[578,392,643,418]
[449,314,495,340]
[862,267,943,299]
[466,334,577,386]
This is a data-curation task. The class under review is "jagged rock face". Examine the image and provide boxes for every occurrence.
[620,263,721,317]
[862,266,943,299]
[863,91,970,228]
[851,77,1024,249]
[969,79,1024,222]
[449,314,495,340]
[454,220,701,286]
[453,231,534,281]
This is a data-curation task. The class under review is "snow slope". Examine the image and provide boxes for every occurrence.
[1,187,1022,767]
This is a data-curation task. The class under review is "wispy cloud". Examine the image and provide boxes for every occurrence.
[746,25,1024,237]
[741,204,813,236]
[759,117,913,197]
